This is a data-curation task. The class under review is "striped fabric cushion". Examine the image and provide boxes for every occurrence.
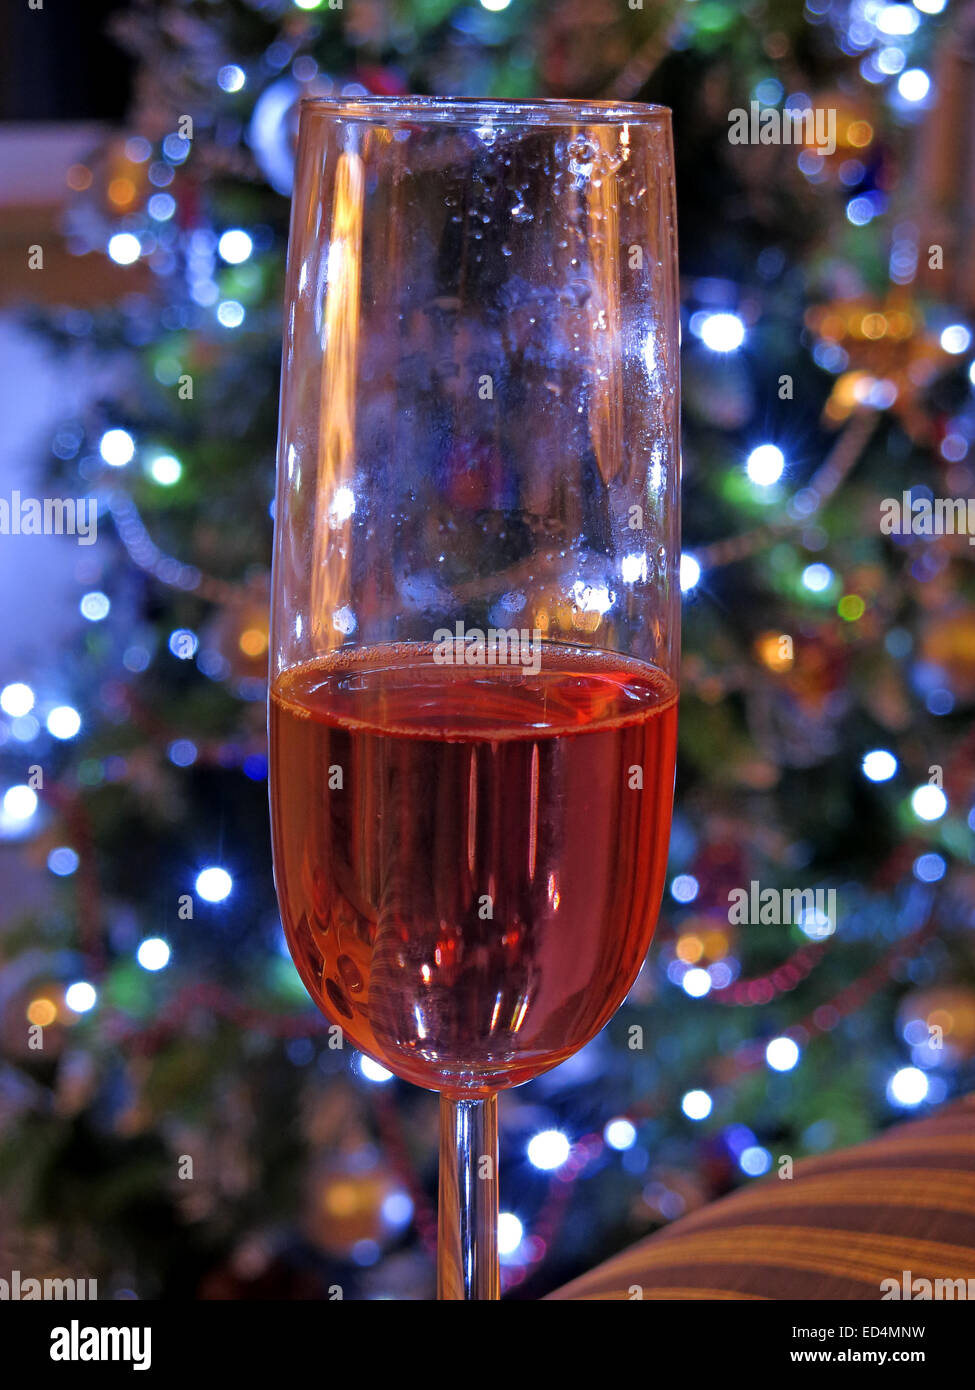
[548,1094,975,1300]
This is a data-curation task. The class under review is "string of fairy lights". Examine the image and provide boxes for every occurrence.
[2,0,974,1282]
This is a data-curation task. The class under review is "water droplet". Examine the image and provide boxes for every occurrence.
[567,135,597,163]
[558,278,592,308]
[510,201,533,224]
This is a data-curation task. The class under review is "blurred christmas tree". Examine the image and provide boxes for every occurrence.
[2,0,974,1300]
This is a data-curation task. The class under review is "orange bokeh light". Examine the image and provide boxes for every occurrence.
[108,177,136,207]
[27,998,57,1027]
[846,120,873,148]
[239,627,269,658]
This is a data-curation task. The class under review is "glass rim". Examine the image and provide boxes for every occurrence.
[298,95,672,126]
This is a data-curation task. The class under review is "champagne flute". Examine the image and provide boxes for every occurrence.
[269,97,680,1300]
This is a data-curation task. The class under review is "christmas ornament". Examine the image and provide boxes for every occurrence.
[919,607,975,702]
[898,986,975,1061]
[305,1149,409,1259]
[640,1165,709,1224]
[805,296,948,442]
[202,576,270,684]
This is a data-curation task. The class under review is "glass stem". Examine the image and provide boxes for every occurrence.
[437,1094,499,1300]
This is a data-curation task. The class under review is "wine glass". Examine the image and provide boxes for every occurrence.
[269,97,679,1300]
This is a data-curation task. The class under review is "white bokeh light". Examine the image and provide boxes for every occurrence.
[681,1089,713,1120]
[218,229,254,264]
[107,233,141,265]
[150,454,182,485]
[65,981,97,1014]
[897,69,931,102]
[80,592,110,622]
[498,1212,523,1255]
[740,1146,772,1176]
[196,866,233,902]
[877,2,920,33]
[604,1118,637,1150]
[802,563,833,593]
[527,1130,571,1171]
[359,1056,394,1083]
[766,1036,800,1072]
[1,683,35,717]
[217,64,245,92]
[940,324,971,355]
[699,311,746,353]
[168,628,199,660]
[680,553,701,592]
[862,749,897,782]
[137,937,171,971]
[671,873,699,903]
[888,1066,929,1107]
[47,706,81,740]
[911,785,947,821]
[217,299,245,328]
[746,444,785,486]
[682,967,712,998]
[3,784,38,821]
[99,428,135,467]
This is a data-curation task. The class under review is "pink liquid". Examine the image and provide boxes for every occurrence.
[270,642,677,1097]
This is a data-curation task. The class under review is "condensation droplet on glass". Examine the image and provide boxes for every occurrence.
[510,201,533,224]
[567,135,597,163]
[332,606,357,636]
[557,278,592,309]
